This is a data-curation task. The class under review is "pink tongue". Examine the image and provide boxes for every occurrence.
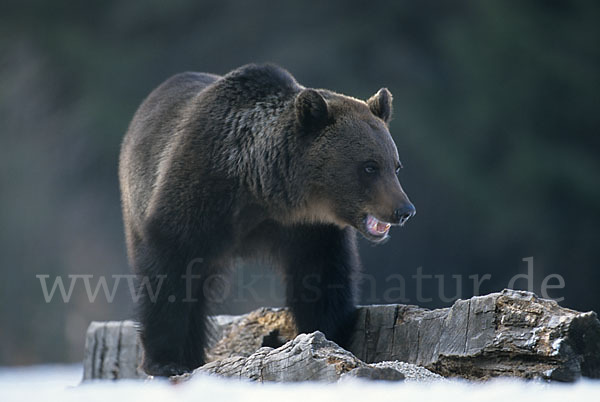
[376,221,388,232]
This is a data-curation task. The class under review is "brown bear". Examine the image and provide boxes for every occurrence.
[119,64,415,376]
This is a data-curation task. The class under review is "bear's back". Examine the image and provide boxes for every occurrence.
[120,64,303,232]
[119,71,220,229]
[216,64,299,102]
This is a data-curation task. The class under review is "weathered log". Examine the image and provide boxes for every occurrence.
[206,308,297,362]
[82,320,146,380]
[350,289,600,381]
[81,315,241,380]
[82,289,600,382]
[188,331,410,382]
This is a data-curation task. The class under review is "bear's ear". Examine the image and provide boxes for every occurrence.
[295,89,329,131]
[367,88,393,124]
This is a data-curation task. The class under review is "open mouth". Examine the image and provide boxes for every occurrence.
[365,214,392,238]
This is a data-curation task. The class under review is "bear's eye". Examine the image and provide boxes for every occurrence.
[363,162,379,174]
[395,163,403,175]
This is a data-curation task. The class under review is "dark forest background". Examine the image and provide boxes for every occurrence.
[1,0,599,366]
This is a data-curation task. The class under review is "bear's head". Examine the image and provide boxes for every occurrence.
[295,87,416,242]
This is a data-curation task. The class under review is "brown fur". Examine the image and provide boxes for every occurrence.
[119,64,415,376]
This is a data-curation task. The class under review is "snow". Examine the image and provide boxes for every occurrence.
[2,364,600,402]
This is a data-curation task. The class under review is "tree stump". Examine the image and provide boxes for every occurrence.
[82,289,600,382]
[82,320,145,380]
[349,289,600,381]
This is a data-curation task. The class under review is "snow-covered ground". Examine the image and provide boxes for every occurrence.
[2,364,600,402]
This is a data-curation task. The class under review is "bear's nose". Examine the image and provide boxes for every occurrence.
[394,203,416,226]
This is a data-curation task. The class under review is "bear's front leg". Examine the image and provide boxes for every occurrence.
[280,224,361,348]
[134,245,209,377]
